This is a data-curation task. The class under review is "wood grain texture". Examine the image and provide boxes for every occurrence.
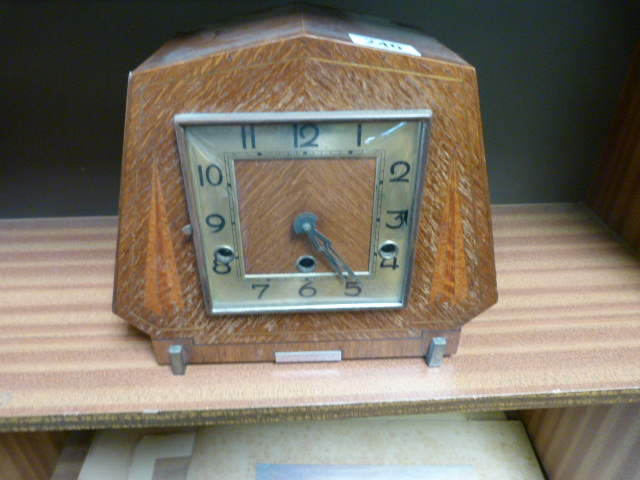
[0,431,66,480]
[113,6,497,363]
[1,205,639,432]
[430,166,469,304]
[49,432,92,480]
[235,157,376,274]
[144,164,186,315]
[521,404,640,480]
[588,42,640,250]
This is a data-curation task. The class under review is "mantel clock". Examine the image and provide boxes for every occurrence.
[113,6,497,374]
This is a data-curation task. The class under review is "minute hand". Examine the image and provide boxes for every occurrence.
[294,213,359,283]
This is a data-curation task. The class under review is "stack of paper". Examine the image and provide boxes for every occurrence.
[76,413,545,480]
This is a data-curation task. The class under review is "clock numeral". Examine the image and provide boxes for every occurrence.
[241,125,256,149]
[356,123,363,147]
[390,161,411,182]
[212,258,231,274]
[252,283,270,299]
[385,210,409,229]
[293,123,319,148]
[205,213,226,233]
[298,281,317,298]
[197,164,223,186]
[380,257,400,270]
[344,281,362,297]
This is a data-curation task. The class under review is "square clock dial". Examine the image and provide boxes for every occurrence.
[175,111,433,315]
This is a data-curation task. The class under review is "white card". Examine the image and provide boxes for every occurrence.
[349,33,421,56]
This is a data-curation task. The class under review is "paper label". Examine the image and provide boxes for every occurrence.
[349,33,421,57]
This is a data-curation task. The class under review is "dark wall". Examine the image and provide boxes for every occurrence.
[1,1,638,218]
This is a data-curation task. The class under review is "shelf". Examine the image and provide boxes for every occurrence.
[1,203,639,432]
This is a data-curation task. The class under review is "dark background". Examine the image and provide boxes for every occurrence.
[1,1,638,218]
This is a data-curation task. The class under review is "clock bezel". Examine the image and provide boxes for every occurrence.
[174,109,433,315]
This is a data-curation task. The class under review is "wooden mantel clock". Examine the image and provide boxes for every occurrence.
[113,6,497,374]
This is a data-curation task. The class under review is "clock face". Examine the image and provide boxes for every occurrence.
[175,111,432,314]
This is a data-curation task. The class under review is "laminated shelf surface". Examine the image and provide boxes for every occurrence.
[1,204,639,431]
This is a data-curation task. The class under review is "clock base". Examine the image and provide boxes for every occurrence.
[151,329,460,373]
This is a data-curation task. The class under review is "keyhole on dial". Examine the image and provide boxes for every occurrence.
[379,241,399,259]
[214,246,235,265]
[297,255,317,273]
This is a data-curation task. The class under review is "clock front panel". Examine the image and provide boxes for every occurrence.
[235,156,377,275]
[175,111,432,315]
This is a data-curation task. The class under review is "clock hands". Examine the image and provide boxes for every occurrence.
[294,212,361,284]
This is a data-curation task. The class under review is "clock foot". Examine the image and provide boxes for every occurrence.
[425,337,447,368]
[169,344,188,375]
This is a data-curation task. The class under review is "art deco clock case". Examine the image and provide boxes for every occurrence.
[113,6,497,372]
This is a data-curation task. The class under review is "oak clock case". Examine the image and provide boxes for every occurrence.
[112,7,498,371]
[175,111,432,316]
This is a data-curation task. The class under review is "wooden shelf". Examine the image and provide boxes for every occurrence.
[1,204,639,432]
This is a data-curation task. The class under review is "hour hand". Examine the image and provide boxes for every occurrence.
[294,212,360,283]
